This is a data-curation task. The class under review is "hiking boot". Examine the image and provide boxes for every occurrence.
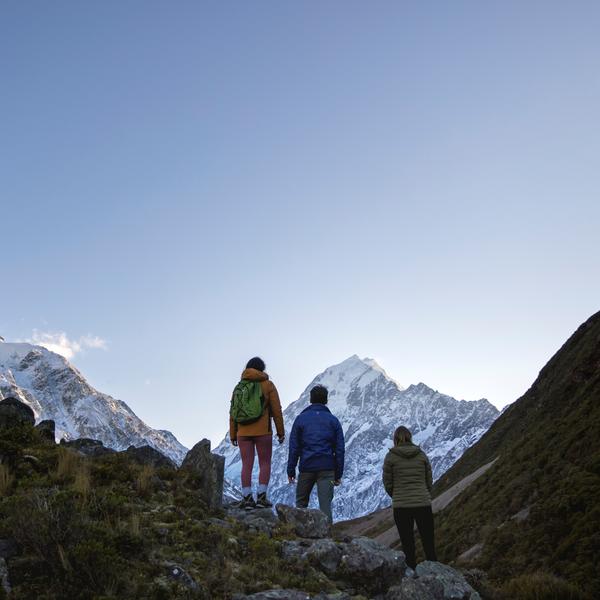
[239,494,256,510]
[255,492,272,509]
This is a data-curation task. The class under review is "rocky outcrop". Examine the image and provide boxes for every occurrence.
[227,507,279,536]
[124,445,176,469]
[34,419,55,443]
[278,528,406,596]
[59,438,116,457]
[338,536,406,593]
[180,439,225,509]
[234,592,350,600]
[416,561,481,599]
[276,504,330,538]
[386,577,445,600]
[0,397,35,429]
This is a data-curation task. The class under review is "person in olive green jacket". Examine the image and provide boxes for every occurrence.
[383,426,437,569]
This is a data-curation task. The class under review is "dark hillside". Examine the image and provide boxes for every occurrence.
[433,310,600,597]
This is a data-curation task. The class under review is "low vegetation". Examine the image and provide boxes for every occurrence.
[0,425,329,599]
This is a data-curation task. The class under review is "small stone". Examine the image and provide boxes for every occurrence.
[165,562,199,590]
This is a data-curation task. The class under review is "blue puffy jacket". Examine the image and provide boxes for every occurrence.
[287,404,345,480]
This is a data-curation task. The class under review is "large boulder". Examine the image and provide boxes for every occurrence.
[0,397,35,429]
[338,536,406,594]
[386,578,445,600]
[281,539,342,575]
[227,507,279,536]
[415,562,481,600]
[180,439,225,509]
[34,420,56,443]
[233,592,311,600]
[124,445,176,469]
[275,504,330,539]
[60,438,116,457]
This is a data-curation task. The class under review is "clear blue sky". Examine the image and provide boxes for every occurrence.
[1,1,599,448]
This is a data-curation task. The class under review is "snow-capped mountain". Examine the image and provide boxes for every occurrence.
[215,355,499,521]
[0,342,187,464]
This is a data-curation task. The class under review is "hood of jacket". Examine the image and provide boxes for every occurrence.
[390,442,422,459]
[241,368,269,382]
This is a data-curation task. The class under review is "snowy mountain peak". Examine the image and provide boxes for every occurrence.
[0,340,187,464]
[215,355,499,521]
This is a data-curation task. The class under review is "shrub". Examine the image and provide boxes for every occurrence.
[0,464,14,496]
[500,572,591,600]
[56,448,80,481]
[136,464,155,497]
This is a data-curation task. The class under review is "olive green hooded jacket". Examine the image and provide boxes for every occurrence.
[382,442,433,508]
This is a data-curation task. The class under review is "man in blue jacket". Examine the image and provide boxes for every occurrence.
[287,384,345,523]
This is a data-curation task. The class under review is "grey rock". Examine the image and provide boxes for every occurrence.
[205,517,234,530]
[386,578,444,600]
[227,507,279,536]
[60,438,116,457]
[124,444,176,469]
[0,397,35,429]
[306,538,343,574]
[281,539,312,561]
[165,563,199,590]
[233,591,311,600]
[181,439,225,509]
[282,538,343,575]
[416,562,481,600]
[35,419,56,442]
[338,536,406,594]
[276,504,330,538]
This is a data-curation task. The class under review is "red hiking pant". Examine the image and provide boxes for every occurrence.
[238,434,273,489]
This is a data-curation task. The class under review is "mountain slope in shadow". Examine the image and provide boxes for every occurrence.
[432,310,600,596]
[336,310,600,598]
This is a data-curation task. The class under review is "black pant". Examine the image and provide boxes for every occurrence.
[393,506,437,569]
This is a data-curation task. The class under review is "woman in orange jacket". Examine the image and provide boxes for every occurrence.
[230,357,285,509]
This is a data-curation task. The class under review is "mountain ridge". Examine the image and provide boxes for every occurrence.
[0,341,188,464]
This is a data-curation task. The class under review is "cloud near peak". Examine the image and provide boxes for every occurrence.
[26,330,108,360]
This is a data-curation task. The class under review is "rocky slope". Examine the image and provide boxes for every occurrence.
[0,342,187,464]
[0,397,482,599]
[216,355,499,520]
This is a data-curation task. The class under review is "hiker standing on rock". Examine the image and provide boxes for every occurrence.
[230,357,285,510]
[287,385,345,523]
[383,425,437,570]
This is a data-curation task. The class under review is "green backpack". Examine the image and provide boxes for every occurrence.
[230,380,265,424]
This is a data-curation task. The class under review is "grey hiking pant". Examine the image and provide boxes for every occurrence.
[296,470,335,523]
